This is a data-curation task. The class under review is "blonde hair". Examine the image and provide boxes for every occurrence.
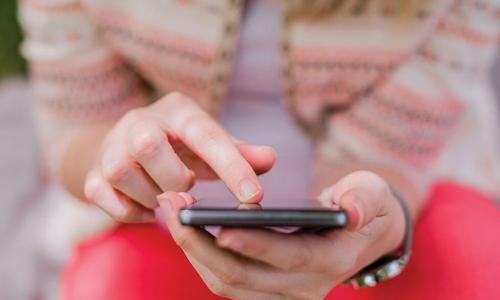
[286,0,423,20]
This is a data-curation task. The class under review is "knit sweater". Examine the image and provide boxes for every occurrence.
[19,0,500,199]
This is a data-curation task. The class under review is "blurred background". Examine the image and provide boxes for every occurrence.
[1,1,62,299]
[0,1,25,78]
[1,1,499,299]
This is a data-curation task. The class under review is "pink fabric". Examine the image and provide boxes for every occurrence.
[61,182,500,300]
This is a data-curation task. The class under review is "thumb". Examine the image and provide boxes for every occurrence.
[330,171,391,231]
[237,144,276,175]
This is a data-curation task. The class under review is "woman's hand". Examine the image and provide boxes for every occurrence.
[84,92,276,222]
[160,171,406,300]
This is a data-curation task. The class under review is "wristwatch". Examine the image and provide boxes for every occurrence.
[346,187,413,288]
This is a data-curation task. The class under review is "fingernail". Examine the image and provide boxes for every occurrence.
[156,193,170,203]
[156,193,173,215]
[239,179,260,202]
[257,146,277,159]
[318,186,334,206]
[257,146,276,155]
[348,201,364,230]
[178,192,194,206]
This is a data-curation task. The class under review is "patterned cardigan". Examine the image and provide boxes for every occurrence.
[19,0,500,199]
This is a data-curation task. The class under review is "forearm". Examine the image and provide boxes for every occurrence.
[60,123,114,200]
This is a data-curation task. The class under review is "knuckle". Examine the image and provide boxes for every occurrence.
[170,169,194,192]
[115,208,137,223]
[185,121,222,150]
[219,158,256,187]
[239,242,268,262]
[286,245,313,271]
[102,155,133,185]
[344,188,365,207]
[216,263,245,285]
[83,175,102,203]
[206,278,229,297]
[331,250,357,277]
[129,126,162,159]
[182,172,196,191]
[139,195,159,210]
[172,233,191,250]
[286,255,307,271]
[116,205,146,223]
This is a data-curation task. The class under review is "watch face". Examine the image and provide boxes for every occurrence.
[350,256,408,289]
[380,260,404,278]
[352,274,377,288]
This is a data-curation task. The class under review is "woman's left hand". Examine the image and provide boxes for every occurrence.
[159,171,406,300]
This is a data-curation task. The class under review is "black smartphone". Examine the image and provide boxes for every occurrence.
[179,198,347,231]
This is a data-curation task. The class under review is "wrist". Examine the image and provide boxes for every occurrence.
[386,189,407,253]
[61,123,112,200]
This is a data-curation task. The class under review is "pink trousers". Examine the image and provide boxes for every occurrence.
[61,182,500,300]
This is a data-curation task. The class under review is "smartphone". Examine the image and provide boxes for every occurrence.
[179,198,347,231]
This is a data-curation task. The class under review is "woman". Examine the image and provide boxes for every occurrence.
[19,0,500,299]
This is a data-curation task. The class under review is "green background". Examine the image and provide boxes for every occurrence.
[0,0,26,79]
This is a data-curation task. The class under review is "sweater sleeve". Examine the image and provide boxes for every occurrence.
[18,0,150,180]
[322,0,500,193]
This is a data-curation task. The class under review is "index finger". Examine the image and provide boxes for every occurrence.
[155,93,263,203]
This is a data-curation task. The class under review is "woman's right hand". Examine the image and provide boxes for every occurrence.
[84,92,276,222]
